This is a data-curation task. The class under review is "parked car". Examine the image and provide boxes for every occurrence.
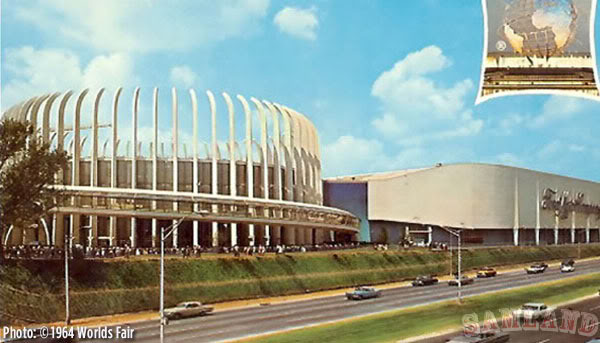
[476,267,497,278]
[445,331,509,343]
[512,303,553,321]
[448,276,474,286]
[164,301,213,320]
[412,275,439,287]
[345,286,382,300]
[525,263,548,274]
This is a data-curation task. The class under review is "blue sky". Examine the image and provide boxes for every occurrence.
[1,0,599,181]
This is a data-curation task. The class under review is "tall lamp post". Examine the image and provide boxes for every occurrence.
[65,223,92,326]
[441,226,462,303]
[160,216,187,343]
[64,232,73,325]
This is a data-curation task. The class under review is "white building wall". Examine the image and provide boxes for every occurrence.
[368,164,600,230]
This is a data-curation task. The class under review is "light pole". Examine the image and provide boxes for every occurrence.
[65,223,91,326]
[64,233,73,325]
[441,226,462,303]
[160,216,187,343]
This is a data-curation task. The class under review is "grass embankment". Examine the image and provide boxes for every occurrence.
[245,272,600,343]
[1,244,600,325]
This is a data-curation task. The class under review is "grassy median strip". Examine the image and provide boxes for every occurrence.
[242,272,600,343]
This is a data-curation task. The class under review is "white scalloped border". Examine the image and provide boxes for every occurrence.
[475,0,600,105]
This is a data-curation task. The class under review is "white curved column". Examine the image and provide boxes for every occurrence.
[237,95,255,246]
[56,91,73,185]
[172,88,179,247]
[289,112,305,203]
[43,92,62,246]
[17,97,38,122]
[190,89,200,247]
[70,89,89,246]
[89,88,105,247]
[288,110,307,244]
[303,118,322,203]
[2,102,21,120]
[264,101,283,245]
[297,113,318,204]
[152,88,160,247]
[42,93,61,144]
[300,148,313,244]
[264,102,283,200]
[223,92,238,247]
[90,89,105,189]
[207,90,219,247]
[295,111,313,204]
[39,218,50,246]
[297,115,313,203]
[109,88,123,246]
[128,88,140,248]
[251,98,270,246]
[29,94,50,132]
[278,105,296,245]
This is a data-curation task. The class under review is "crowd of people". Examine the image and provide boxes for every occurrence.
[2,241,371,260]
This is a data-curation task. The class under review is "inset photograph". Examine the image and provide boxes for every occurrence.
[477,0,600,103]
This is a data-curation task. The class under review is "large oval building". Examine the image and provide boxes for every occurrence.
[2,88,359,248]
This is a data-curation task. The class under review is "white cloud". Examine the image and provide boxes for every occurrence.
[273,6,318,40]
[497,113,524,135]
[322,135,385,176]
[372,45,452,98]
[83,53,135,91]
[322,135,449,177]
[1,46,136,113]
[170,65,198,88]
[12,0,270,52]
[529,96,586,128]
[537,140,562,159]
[370,45,482,145]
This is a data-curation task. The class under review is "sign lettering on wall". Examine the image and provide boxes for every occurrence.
[541,188,600,220]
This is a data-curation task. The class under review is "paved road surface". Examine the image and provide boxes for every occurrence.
[77,260,600,343]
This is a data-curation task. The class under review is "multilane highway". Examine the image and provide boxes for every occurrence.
[81,259,600,343]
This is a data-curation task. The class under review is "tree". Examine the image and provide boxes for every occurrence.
[0,118,69,260]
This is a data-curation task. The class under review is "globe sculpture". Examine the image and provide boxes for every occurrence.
[502,0,577,57]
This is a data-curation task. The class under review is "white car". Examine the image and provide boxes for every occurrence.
[164,301,213,320]
[561,264,575,272]
[525,263,548,274]
[512,303,553,321]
